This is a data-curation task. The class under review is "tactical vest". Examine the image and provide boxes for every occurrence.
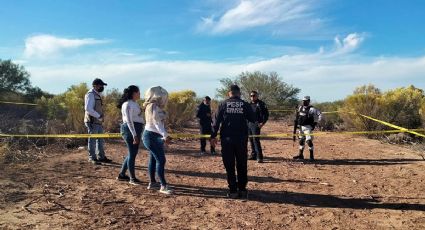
[297,105,314,126]
[84,91,103,124]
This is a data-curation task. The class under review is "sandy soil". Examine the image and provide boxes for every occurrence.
[1,121,425,229]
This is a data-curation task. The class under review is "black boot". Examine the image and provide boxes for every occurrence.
[293,149,304,160]
[309,149,314,161]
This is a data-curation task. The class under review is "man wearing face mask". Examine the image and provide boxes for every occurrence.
[84,78,112,165]
[292,96,323,161]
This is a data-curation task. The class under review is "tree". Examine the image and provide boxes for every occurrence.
[0,59,31,94]
[0,59,51,102]
[216,71,300,108]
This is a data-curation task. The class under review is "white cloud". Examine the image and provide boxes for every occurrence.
[334,33,365,54]
[24,34,109,58]
[198,0,324,35]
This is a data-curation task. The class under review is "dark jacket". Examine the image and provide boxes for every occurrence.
[249,99,269,124]
[196,103,212,126]
[211,96,255,139]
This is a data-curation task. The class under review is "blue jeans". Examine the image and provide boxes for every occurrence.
[142,130,167,186]
[85,122,106,160]
[120,122,144,179]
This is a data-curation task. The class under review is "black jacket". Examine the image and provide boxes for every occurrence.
[196,103,212,126]
[211,96,255,139]
[249,99,269,124]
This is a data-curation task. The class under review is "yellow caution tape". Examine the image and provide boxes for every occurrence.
[0,101,38,106]
[1,129,423,139]
[356,113,425,138]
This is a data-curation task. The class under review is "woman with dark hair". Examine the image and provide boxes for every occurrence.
[117,85,145,185]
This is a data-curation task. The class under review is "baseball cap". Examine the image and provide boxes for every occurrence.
[92,78,107,86]
[302,96,310,101]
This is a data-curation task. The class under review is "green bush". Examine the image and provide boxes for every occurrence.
[166,90,197,129]
[341,84,425,135]
[341,84,384,132]
[103,88,122,132]
[315,100,344,130]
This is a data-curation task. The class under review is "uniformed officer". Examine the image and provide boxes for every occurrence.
[196,96,215,155]
[211,85,255,199]
[248,91,269,163]
[292,96,323,161]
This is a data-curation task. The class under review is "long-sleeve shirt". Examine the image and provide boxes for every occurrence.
[145,105,168,139]
[295,105,323,126]
[121,100,145,138]
[84,89,101,118]
[249,99,269,124]
[196,103,212,126]
[211,96,255,139]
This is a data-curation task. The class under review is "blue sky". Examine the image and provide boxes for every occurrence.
[1,0,425,102]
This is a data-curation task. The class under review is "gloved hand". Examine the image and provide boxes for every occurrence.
[312,122,317,130]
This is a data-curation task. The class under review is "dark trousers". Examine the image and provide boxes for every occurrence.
[221,136,248,192]
[248,122,263,159]
[200,124,214,152]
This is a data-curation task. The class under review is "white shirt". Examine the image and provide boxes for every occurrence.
[84,89,101,118]
[121,100,145,138]
[145,105,168,139]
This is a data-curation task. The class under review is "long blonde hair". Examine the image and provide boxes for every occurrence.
[143,86,168,124]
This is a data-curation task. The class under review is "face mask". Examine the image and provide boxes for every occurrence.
[98,86,104,93]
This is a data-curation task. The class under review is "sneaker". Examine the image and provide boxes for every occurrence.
[200,151,206,156]
[89,159,101,165]
[159,185,173,195]
[293,154,304,160]
[211,150,217,155]
[257,159,264,163]
[147,182,161,190]
[227,192,239,199]
[129,178,142,185]
[116,174,130,181]
[248,156,257,161]
[239,190,249,199]
[98,157,113,163]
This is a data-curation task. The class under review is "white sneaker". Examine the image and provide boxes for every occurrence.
[147,182,160,190]
[159,185,173,195]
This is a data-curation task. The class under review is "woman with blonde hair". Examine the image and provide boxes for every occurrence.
[142,86,173,195]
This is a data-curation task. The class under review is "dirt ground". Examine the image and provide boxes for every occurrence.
[1,120,425,229]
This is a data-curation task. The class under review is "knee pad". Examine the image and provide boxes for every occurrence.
[306,140,313,148]
[299,138,305,146]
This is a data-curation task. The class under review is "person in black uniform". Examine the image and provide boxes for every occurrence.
[211,85,255,199]
[196,96,216,155]
[248,91,269,163]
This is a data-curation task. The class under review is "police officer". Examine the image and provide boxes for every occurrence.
[84,78,112,165]
[248,91,269,163]
[211,85,255,199]
[293,96,322,161]
[196,96,216,155]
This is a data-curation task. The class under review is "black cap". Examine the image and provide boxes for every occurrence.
[204,96,211,101]
[229,84,240,93]
[92,78,107,86]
